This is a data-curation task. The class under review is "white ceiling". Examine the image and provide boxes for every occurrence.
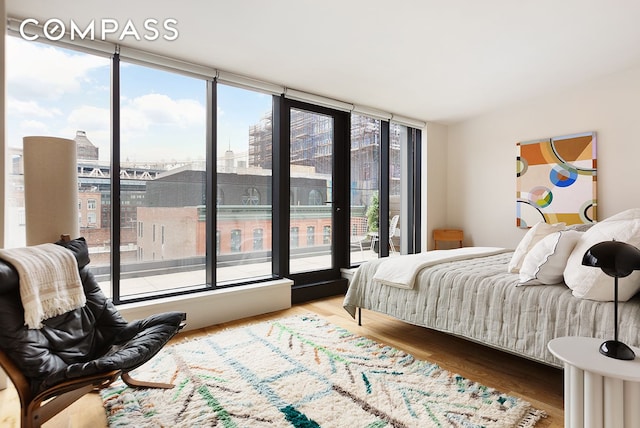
[7,0,640,124]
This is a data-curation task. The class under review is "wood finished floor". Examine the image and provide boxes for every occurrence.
[0,295,564,427]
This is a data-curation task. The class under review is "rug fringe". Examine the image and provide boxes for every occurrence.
[517,408,547,428]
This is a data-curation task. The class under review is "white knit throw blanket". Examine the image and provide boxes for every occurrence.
[0,243,86,329]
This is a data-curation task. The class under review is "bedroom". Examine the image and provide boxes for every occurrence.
[2,1,640,427]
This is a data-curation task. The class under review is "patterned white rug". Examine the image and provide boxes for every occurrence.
[101,315,546,427]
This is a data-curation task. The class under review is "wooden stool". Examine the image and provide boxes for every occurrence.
[433,229,463,250]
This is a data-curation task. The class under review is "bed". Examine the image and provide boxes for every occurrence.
[343,209,640,368]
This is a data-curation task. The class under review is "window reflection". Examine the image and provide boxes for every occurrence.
[216,84,273,282]
[119,61,207,297]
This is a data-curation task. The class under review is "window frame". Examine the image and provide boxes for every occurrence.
[6,34,422,305]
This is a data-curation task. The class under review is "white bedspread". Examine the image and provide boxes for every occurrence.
[372,247,507,289]
[344,249,640,368]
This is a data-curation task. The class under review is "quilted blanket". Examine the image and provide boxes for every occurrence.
[372,247,507,289]
[344,251,640,367]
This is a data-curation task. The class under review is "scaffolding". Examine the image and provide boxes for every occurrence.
[247,109,404,211]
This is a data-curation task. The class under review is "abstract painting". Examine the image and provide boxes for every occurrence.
[516,132,597,228]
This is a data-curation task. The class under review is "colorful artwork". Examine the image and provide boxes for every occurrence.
[516,132,597,228]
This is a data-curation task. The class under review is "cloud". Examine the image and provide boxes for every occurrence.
[6,37,109,100]
[7,97,63,118]
[6,37,206,161]
[63,98,206,162]
[117,93,206,160]
[13,120,50,142]
[121,93,205,133]
[67,105,111,131]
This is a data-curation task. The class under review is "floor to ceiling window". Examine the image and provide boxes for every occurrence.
[5,29,423,304]
[116,61,207,299]
[349,114,380,263]
[5,36,112,285]
[389,123,406,254]
[348,118,421,263]
[216,84,273,283]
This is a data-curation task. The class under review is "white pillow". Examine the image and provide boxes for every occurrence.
[508,222,566,273]
[518,230,583,285]
[564,208,640,301]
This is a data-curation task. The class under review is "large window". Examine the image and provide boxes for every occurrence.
[216,84,273,283]
[6,32,422,304]
[389,123,406,254]
[6,36,112,288]
[118,62,207,298]
[349,116,421,263]
[350,114,380,263]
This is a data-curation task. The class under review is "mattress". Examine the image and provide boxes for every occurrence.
[343,251,640,367]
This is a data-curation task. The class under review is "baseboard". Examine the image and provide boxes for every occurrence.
[291,278,348,304]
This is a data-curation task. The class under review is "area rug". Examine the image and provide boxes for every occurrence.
[100,315,546,427]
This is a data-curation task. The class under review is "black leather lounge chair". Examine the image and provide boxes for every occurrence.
[0,237,186,428]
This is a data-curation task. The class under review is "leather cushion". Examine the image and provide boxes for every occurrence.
[54,236,91,269]
[42,311,186,391]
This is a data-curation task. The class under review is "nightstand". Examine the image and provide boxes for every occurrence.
[548,336,640,428]
[433,229,463,249]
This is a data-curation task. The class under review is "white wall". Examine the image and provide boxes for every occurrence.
[445,62,640,249]
[422,122,448,251]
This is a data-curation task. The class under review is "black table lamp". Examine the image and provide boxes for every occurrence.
[582,240,640,360]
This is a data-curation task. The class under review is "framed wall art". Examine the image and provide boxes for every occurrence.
[516,131,597,228]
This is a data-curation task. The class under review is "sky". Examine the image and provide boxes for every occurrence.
[6,36,272,163]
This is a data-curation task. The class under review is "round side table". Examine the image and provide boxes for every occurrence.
[548,336,640,428]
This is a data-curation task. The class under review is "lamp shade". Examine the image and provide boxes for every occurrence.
[23,136,80,245]
[582,240,640,278]
[582,239,640,360]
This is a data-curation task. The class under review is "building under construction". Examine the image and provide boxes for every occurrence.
[248,111,403,207]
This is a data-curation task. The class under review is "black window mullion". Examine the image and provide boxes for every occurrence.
[333,112,351,270]
[206,79,216,287]
[272,95,289,277]
[379,121,390,258]
[110,52,122,304]
[413,129,422,252]
[405,128,415,254]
